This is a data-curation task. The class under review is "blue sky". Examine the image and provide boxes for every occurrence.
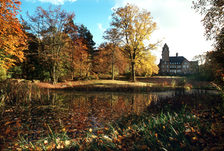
[21,0,213,63]
[21,0,114,46]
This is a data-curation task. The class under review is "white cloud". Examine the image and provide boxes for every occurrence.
[37,0,77,5]
[97,23,106,32]
[112,0,213,62]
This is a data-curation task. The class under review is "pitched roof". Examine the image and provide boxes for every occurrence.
[164,43,168,48]
[162,43,169,52]
[169,56,187,64]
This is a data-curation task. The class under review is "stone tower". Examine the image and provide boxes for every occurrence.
[162,43,169,62]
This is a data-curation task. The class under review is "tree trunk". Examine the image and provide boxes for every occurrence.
[131,61,136,82]
[52,64,57,84]
[112,49,115,80]
[112,62,115,80]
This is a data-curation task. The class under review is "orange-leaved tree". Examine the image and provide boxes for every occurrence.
[0,0,27,69]
[93,43,128,78]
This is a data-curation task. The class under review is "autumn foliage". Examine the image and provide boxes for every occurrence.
[22,6,91,82]
[0,0,27,69]
[93,43,128,77]
[0,3,159,82]
[107,4,158,81]
[69,38,89,78]
[193,0,224,86]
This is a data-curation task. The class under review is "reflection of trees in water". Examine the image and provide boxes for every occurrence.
[2,89,214,144]
[174,88,211,96]
[130,94,158,115]
[48,89,213,131]
[48,89,216,132]
[65,93,158,128]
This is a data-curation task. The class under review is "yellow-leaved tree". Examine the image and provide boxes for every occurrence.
[135,52,159,76]
[108,4,158,81]
[0,0,27,70]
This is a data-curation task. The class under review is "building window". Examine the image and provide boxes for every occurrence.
[170,70,177,73]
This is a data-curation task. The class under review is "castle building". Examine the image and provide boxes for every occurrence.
[158,44,198,75]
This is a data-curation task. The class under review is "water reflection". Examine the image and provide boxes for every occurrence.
[50,89,218,131]
[52,91,158,131]
[0,89,218,145]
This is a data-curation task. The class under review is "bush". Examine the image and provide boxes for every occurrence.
[0,67,7,81]
[8,66,23,78]
[123,72,131,80]
[177,79,186,86]
[171,79,176,87]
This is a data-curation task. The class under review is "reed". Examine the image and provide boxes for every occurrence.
[0,79,43,112]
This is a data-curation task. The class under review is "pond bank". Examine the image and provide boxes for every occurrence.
[35,79,215,92]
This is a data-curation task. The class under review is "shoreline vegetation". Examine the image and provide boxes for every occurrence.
[31,76,216,92]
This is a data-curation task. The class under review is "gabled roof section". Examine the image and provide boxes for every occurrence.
[169,56,187,64]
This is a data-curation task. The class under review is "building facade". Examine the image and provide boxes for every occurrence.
[158,44,198,75]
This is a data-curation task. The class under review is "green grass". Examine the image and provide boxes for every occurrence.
[12,106,209,151]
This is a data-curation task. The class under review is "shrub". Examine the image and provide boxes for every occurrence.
[0,67,7,81]
[171,80,176,87]
[177,79,186,87]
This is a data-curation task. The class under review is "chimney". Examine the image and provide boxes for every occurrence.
[176,53,178,57]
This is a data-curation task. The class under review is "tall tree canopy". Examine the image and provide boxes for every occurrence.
[78,24,95,55]
[0,0,27,70]
[135,52,159,76]
[108,4,158,81]
[104,28,121,79]
[26,6,76,83]
[21,6,91,82]
[94,43,128,78]
[193,0,224,40]
[77,24,96,76]
[193,0,224,85]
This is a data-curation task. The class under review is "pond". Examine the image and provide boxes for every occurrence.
[42,88,217,130]
[0,88,218,147]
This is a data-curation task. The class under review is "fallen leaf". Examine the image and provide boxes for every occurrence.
[141,145,148,150]
[89,128,92,132]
